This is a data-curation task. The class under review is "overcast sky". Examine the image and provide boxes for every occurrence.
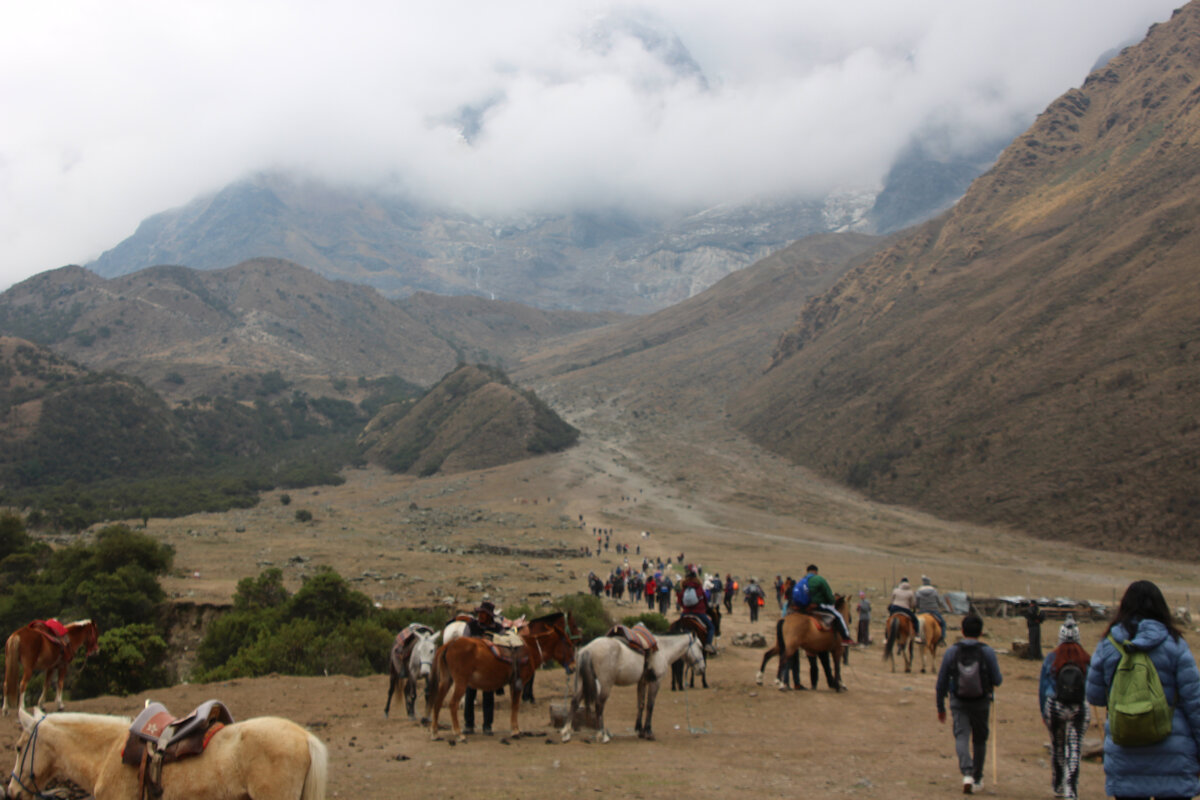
[0,1,1181,288]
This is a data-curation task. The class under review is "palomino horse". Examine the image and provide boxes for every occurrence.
[430,611,578,742]
[561,632,704,743]
[3,619,99,715]
[883,612,917,673]
[917,613,944,674]
[8,707,326,800]
[756,596,850,691]
[384,623,439,721]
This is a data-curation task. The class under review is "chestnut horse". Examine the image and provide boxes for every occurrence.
[917,612,944,673]
[883,612,917,673]
[3,619,99,715]
[755,596,850,691]
[8,707,326,800]
[429,611,578,741]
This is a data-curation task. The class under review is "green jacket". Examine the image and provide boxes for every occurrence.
[805,573,834,606]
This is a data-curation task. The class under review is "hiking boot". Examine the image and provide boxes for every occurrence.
[961,775,974,794]
[482,727,493,736]
[462,726,475,735]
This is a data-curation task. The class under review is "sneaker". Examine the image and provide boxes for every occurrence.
[961,775,974,794]
[462,726,475,735]
[841,638,854,647]
[973,779,984,792]
[482,727,494,736]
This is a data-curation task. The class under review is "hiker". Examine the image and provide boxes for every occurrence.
[1086,580,1200,800]
[723,574,735,613]
[708,573,724,610]
[936,614,1003,795]
[657,572,673,615]
[774,575,784,610]
[644,574,657,610]
[743,578,765,622]
[801,565,853,646]
[677,568,716,652]
[1025,600,1046,660]
[888,577,920,634]
[855,591,872,645]
[1039,616,1091,800]
[915,575,950,642]
[463,600,505,735]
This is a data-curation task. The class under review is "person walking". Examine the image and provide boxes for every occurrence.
[774,575,785,611]
[657,572,673,615]
[936,614,1003,795]
[644,574,657,610]
[1025,600,1047,660]
[1039,616,1091,800]
[744,578,764,622]
[856,590,872,645]
[1086,579,1200,800]
[723,574,735,614]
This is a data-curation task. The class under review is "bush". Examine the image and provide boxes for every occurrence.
[620,612,669,634]
[294,509,313,523]
[72,624,169,698]
[549,593,611,643]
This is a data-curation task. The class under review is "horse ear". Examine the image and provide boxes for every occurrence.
[18,707,37,731]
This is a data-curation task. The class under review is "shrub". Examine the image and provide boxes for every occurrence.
[620,612,669,634]
[294,509,313,523]
[72,624,169,698]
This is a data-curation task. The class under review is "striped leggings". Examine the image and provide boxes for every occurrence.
[1046,698,1090,799]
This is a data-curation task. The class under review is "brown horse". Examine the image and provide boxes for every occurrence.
[755,595,849,692]
[917,613,944,673]
[3,619,99,715]
[883,612,917,673]
[429,611,578,742]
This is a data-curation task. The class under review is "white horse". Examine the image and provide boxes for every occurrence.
[8,707,326,800]
[384,624,440,721]
[560,632,704,743]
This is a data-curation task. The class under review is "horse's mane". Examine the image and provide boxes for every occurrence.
[529,611,565,626]
[66,620,93,628]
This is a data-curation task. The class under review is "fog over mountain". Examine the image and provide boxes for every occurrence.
[1,2,1180,290]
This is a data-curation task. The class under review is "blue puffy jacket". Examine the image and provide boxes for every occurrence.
[1086,618,1200,799]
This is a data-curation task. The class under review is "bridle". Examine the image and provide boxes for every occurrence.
[9,714,58,800]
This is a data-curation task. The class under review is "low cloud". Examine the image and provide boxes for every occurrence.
[0,0,1178,286]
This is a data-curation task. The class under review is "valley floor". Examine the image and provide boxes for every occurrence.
[19,386,1200,799]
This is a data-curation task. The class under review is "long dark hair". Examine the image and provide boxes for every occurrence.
[1104,580,1182,642]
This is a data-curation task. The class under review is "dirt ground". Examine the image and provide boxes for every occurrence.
[7,398,1200,799]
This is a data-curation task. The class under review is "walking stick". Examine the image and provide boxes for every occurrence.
[990,695,998,787]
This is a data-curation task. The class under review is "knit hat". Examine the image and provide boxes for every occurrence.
[1058,616,1080,644]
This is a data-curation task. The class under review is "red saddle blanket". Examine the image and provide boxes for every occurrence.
[33,619,67,638]
[607,623,657,655]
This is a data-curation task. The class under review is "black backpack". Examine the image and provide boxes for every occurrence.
[1055,662,1086,706]
[955,643,988,699]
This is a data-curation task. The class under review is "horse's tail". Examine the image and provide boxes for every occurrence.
[4,632,20,712]
[577,649,598,712]
[882,616,898,662]
[301,731,328,800]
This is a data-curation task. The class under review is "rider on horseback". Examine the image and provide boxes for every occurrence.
[915,575,950,642]
[888,578,921,637]
[801,565,854,647]
[677,569,717,654]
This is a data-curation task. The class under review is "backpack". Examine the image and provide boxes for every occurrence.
[1107,634,1172,747]
[682,586,699,607]
[791,577,811,607]
[954,643,987,699]
[1054,662,1086,706]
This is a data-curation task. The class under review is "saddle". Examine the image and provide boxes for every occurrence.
[788,605,837,632]
[606,623,658,655]
[121,700,233,800]
[30,620,69,656]
[672,615,708,641]
[473,634,529,694]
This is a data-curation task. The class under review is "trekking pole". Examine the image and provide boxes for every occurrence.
[990,695,998,787]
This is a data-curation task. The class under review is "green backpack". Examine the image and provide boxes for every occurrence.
[1107,634,1172,747]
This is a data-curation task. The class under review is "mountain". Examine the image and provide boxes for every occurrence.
[728,5,1200,557]
[359,363,578,476]
[84,155,989,315]
[0,259,621,399]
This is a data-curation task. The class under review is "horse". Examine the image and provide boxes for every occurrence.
[755,595,849,692]
[883,612,917,673]
[917,612,944,674]
[441,613,539,704]
[669,616,709,690]
[7,707,326,800]
[384,624,439,721]
[560,632,703,743]
[430,611,578,742]
[3,619,99,715]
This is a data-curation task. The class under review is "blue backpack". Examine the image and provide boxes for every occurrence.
[791,577,811,607]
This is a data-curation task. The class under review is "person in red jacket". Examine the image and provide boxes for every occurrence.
[677,569,716,653]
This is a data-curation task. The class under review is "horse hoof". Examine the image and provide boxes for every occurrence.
[456,735,467,744]
[756,673,765,686]
[641,731,655,741]
[561,731,572,743]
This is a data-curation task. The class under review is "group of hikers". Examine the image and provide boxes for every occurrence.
[930,579,1200,800]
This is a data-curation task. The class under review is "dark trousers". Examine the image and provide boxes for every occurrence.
[950,696,990,782]
[748,600,759,621]
[646,593,655,609]
[463,687,494,731]
[857,617,871,644]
